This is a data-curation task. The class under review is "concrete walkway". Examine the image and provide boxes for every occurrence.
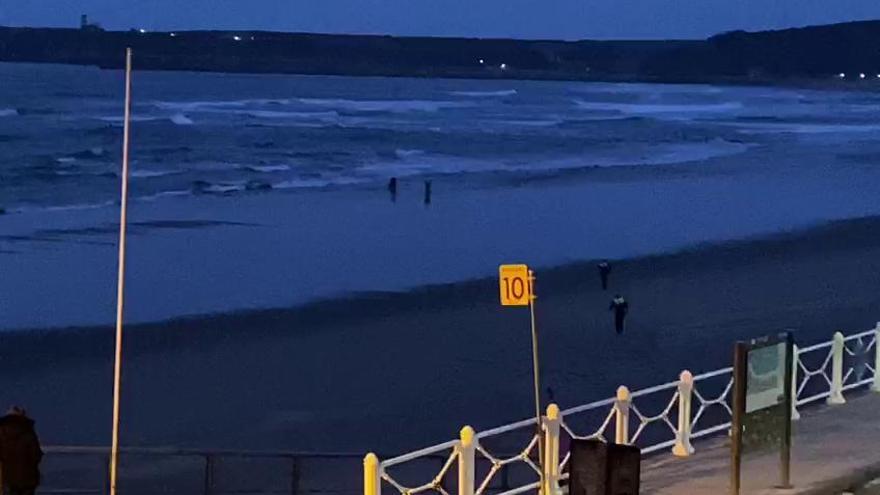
[641,392,880,495]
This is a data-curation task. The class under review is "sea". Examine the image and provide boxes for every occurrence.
[3,62,880,329]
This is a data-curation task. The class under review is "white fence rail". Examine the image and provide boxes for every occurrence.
[365,325,880,495]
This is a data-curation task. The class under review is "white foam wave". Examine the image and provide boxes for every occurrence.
[0,108,18,117]
[273,177,368,189]
[239,110,339,120]
[131,169,180,178]
[298,98,471,113]
[450,89,517,97]
[154,99,290,111]
[574,100,743,115]
[55,157,77,164]
[733,122,880,135]
[247,164,291,173]
[170,113,194,125]
[394,149,426,158]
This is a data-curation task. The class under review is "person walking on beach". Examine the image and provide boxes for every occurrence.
[388,177,398,202]
[609,295,629,334]
[423,180,432,205]
[0,406,43,495]
[597,260,612,290]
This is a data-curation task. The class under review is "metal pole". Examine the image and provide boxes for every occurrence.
[528,270,545,494]
[780,334,793,489]
[109,47,133,495]
[730,342,747,495]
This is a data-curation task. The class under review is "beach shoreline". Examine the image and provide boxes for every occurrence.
[2,213,879,453]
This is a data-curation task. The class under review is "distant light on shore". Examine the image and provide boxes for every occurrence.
[838,73,846,79]
[860,73,867,79]
[500,63,507,70]
[233,36,242,41]
[479,59,485,65]
[138,28,147,34]
[170,32,176,37]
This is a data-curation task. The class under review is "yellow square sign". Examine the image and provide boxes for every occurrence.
[499,264,531,306]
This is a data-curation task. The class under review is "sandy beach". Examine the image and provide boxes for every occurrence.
[2,214,878,458]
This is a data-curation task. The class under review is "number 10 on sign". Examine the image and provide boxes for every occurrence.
[498,264,544,493]
[499,264,532,306]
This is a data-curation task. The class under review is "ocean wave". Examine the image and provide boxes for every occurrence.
[153,99,290,111]
[732,122,880,135]
[450,89,517,97]
[573,100,743,114]
[238,110,339,120]
[298,98,471,113]
[246,164,291,173]
[394,149,426,158]
[273,177,368,189]
[0,108,19,117]
[170,113,194,125]
[131,169,180,178]
[496,119,564,127]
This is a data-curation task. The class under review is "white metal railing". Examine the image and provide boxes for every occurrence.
[365,324,880,495]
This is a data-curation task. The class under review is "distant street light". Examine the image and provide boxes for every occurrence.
[838,73,846,79]
[233,35,242,41]
[138,28,146,34]
[479,59,485,65]
[500,63,507,70]
[169,32,176,37]
[860,73,867,79]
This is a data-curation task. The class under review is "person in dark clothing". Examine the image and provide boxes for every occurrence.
[597,260,611,290]
[609,295,629,334]
[0,407,43,495]
[423,180,432,206]
[388,177,398,202]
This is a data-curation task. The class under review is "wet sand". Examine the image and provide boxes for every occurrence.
[1,214,879,457]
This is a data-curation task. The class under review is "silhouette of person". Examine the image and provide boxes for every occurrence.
[597,261,611,290]
[609,295,629,334]
[424,180,432,206]
[0,406,43,495]
[388,177,398,202]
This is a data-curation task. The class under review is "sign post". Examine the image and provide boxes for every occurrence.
[730,332,794,495]
[498,264,544,492]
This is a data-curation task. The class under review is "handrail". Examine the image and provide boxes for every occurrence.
[370,325,880,495]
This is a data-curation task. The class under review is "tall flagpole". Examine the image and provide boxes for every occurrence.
[110,47,133,495]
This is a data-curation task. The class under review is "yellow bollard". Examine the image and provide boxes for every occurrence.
[543,404,561,495]
[615,386,631,445]
[458,426,475,495]
[363,453,380,495]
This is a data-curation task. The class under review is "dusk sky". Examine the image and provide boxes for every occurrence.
[2,0,880,39]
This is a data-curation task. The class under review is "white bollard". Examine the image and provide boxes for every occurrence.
[828,332,847,405]
[458,426,475,495]
[791,344,801,421]
[615,386,631,445]
[672,371,695,457]
[543,404,561,495]
[872,323,880,393]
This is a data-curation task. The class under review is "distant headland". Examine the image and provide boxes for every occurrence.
[2,17,880,84]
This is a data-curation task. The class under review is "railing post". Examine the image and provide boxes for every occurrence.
[872,323,880,393]
[543,404,561,495]
[364,453,381,495]
[203,455,214,495]
[828,331,847,405]
[672,371,695,457]
[458,426,475,495]
[615,386,631,445]
[290,458,300,495]
[791,344,801,420]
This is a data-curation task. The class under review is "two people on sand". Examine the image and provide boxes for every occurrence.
[0,406,43,495]
[598,260,629,334]
[388,177,432,205]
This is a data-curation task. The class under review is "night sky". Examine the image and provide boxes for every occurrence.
[2,0,880,39]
